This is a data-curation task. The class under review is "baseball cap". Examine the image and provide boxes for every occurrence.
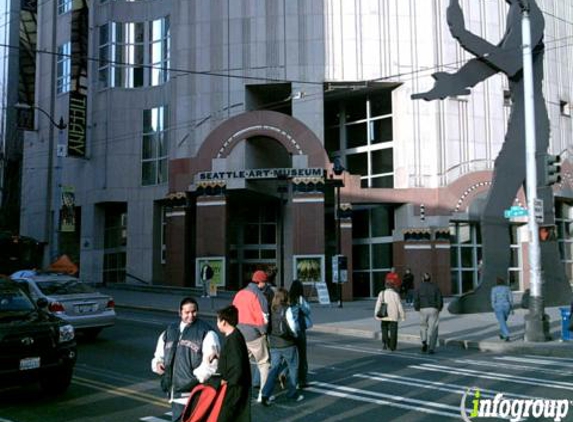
[252,270,268,283]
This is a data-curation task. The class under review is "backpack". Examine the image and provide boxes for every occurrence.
[182,383,227,422]
[272,307,294,339]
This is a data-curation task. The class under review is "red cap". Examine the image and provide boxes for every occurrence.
[252,270,268,283]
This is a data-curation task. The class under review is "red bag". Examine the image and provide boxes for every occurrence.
[182,383,227,422]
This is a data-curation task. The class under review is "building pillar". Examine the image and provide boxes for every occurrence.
[165,203,190,287]
[195,182,227,286]
[290,179,325,285]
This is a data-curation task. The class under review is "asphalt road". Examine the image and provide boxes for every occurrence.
[1,308,572,422]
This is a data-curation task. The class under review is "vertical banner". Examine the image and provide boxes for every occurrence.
[60,186,76,232]
[68,0,88,157]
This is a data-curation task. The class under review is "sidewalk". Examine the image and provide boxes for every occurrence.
[101,284,573,358]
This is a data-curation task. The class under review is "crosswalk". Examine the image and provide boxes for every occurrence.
[138,354,573,421]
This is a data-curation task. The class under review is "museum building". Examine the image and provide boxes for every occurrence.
[16,0,573,299]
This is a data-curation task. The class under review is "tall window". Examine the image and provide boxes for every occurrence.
[57,42,71,94]
[57,0,72,14]
[98,17,170,89]
[142,106,168,186]
[449,223,522,294]
[352,205,394,297]
[325,90,394,188]
[103,206,127,284]
[556,202,573,284]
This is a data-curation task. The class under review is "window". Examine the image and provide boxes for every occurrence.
[57,0,72,14]
[99,17,170,89]
[142,106,168,186]
[103,206,127,284]
[325,90,394,188]
[57,42,71,94]
[556,202,573,285]
[351,205,394,297]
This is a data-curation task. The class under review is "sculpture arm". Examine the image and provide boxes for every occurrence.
[447,0,523,77]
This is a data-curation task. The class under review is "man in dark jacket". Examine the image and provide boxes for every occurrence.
[151,297,220,422]
[413,273,443,354]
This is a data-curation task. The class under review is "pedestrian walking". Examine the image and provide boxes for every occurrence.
[232,270,271,403]
[374,281,406,351]
[215,305,252,422]
[402,268,415,304]
[200,262,214,298]
[260,288,303,405]
[490,277,513,341]
[413,273,443,354]
[151,297,220,422]
[288,279,312,388]
[251,269,274,391]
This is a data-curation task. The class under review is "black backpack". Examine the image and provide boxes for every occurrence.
[272,307,294,339]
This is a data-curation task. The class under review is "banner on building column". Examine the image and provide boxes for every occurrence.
[60,186,76,232]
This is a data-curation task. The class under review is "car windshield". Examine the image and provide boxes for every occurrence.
[36,279,96,295]
[0,286,35,312]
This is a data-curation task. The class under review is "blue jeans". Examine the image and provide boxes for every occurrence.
[262,346,299,399]
[494,304,511,338]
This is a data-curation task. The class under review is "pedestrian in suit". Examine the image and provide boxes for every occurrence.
[374,281,406,351]
[413,273,443,354]
[490,277,513,341]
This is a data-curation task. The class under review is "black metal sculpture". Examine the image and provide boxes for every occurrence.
[412,0,571,313]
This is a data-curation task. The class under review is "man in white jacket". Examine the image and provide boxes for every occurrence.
[151,297,220,422]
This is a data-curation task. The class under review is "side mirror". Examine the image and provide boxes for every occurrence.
[37,298,49,308]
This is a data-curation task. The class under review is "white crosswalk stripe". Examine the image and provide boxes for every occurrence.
[410,363,573,391]
[354,372,545,400]
[140,412,171,422]
[306,381,465,419]
[454,358,573,376]
[495,355,573,369]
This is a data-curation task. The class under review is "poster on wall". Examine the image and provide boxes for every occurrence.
[293,255,330,305]
[60,186,76,232]
[195,257,226,288]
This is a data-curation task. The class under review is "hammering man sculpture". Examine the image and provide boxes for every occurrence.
[413,0,571,314]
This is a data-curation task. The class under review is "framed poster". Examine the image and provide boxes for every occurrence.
[195,257,226,287]
[292,255,324,283]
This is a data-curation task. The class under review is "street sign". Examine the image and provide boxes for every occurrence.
[504,206,528,219]
[534,198,544,224]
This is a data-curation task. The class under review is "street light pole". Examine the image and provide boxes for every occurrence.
[520,0,547,342]
[15,103,67,262]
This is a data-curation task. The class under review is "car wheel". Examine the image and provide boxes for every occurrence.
[40,366,73,394]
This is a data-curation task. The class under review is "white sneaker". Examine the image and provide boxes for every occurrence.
[257,391,263,403]
[295,394,304,402]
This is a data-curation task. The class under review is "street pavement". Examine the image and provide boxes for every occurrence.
[101,284,573,357]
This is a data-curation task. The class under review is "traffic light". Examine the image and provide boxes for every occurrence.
[544,154,561,185]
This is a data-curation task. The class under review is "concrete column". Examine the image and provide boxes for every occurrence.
[165,205,190,287]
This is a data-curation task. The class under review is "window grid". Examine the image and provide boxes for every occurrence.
[325,92,394,189]
[99,17,170,89]
[56,42,71,94]
[142,106,169,186]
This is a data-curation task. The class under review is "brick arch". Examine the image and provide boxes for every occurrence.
[195,110,330,169]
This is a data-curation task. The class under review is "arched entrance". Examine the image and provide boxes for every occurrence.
[173,110,332,291]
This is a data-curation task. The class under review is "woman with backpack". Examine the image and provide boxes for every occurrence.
[260,288,304,406]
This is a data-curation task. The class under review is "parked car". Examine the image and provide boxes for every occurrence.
[10,272,116,339]
[0,276,77,393]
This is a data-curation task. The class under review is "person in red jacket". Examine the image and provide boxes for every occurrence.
[232,270,270,403]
